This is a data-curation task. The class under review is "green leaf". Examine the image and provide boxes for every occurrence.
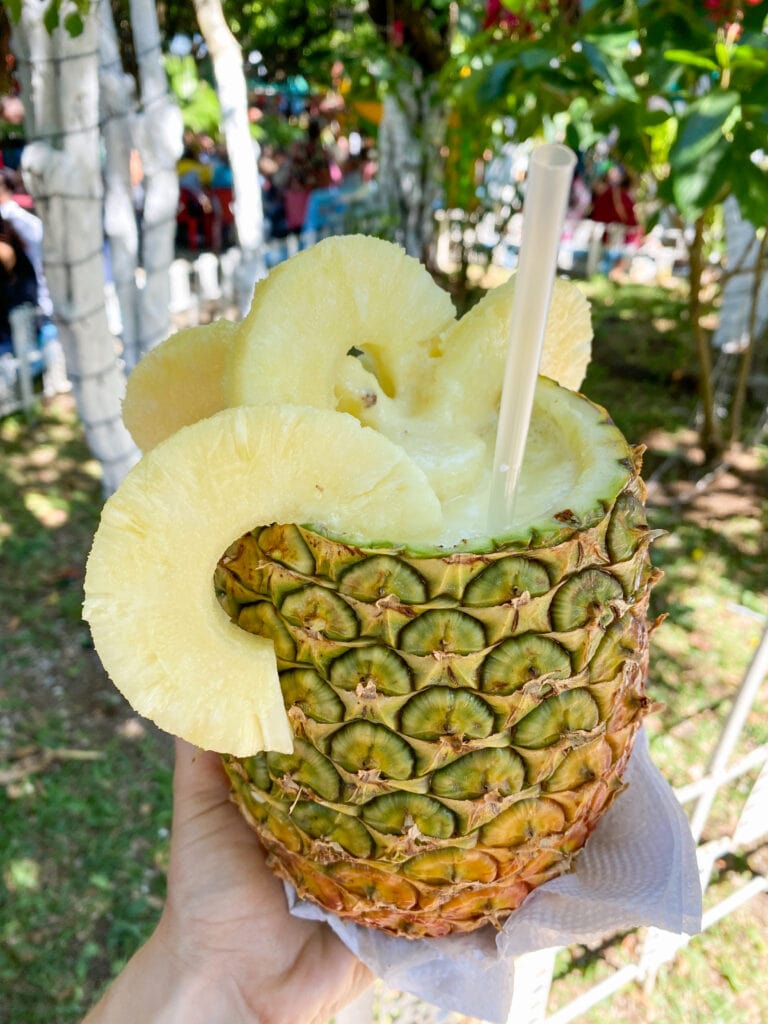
[582,41,637,100]
[63,11,84,36]
[476,59,516,105]
[644,114,677,168]
[672,139,732,220]
[715,42,731,71]
[519,48,557,71]
[5,0,22,22]
[730,47,768,70]
[730,158,768,229]
[43,1,60,33]
[582,27,638,57]
[728,124,768,227]
[669,90,739,169]
[663,49,718,73]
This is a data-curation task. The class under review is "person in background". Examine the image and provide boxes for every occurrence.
[176,133,214,250]
[259,142,290,239]
[283,119,334,233]
[567,163,593,224]
[0,94,25,128]
[589,164,640,241]
[0,214,38,349]
[0,95,26,172]
[0,167,53,319]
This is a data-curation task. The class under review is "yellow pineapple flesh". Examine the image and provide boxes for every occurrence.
[122,319,237,452]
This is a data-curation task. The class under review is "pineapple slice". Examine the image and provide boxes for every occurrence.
[83,404,442,756]
[225,238,593,525]
[540,277,593,388]
[122,319,237,451]
[431,275,593,436]
[227,234,456,412]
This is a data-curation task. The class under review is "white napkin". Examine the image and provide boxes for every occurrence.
[286,730,702,1023]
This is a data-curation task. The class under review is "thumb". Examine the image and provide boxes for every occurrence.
[172,739,231,822]
[169,739,256,858]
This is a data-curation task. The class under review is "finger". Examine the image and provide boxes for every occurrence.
[167,740,276,913]
[168,739,264,884]
[172,739,233,829]
[174,738,228,794]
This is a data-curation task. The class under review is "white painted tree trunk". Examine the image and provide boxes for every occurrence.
[192,0,265,315]
[11,3,139,494]
[98,0,140,363]
[377,78,445,259]
[130,0,184,361]
[98,0,182,373]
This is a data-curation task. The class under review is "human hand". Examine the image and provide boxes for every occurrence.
[83,739,372,1024]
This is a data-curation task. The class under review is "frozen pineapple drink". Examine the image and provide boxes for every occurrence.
[83,233,660,938]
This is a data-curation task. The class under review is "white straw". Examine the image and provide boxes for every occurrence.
[487,143,577,533]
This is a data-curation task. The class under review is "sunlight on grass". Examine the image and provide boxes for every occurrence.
[652,316,677,333]
[23,490,70,528]
[3,857,41,892]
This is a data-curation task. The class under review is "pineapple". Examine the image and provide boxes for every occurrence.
[84,235,661,939]
[121,319,237,452]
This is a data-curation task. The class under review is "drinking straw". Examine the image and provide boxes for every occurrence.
[487,142,577,533]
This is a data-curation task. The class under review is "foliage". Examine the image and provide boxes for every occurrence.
[158,1,352,86]
[164,52,221,135]
[448,1,768,455]
[459,0,768,229]
[4,0,91,37]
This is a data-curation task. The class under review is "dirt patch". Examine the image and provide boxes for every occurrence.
[646,429,767,526]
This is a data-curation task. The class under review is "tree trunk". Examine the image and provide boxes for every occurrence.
[192,0,265,315]
[98,0,140,365]
[688,216,723,460]
[11,3,139,494]
[377,76,445,260]
[130,0,183,360]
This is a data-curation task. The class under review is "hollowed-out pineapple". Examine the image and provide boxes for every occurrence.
[84,235,661,939]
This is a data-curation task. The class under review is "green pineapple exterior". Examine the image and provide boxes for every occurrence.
[216,448,661,939]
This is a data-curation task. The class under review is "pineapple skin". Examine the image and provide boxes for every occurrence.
[217,452,661,939]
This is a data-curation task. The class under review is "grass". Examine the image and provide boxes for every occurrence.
[1,276,767,1023]
[0,400,173,1022]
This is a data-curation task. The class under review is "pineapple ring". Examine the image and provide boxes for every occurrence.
[83,404,442,756]
[226,234,456,411]
[121,242,591,463]
[431,276,593,435]
[122,319,238,452]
